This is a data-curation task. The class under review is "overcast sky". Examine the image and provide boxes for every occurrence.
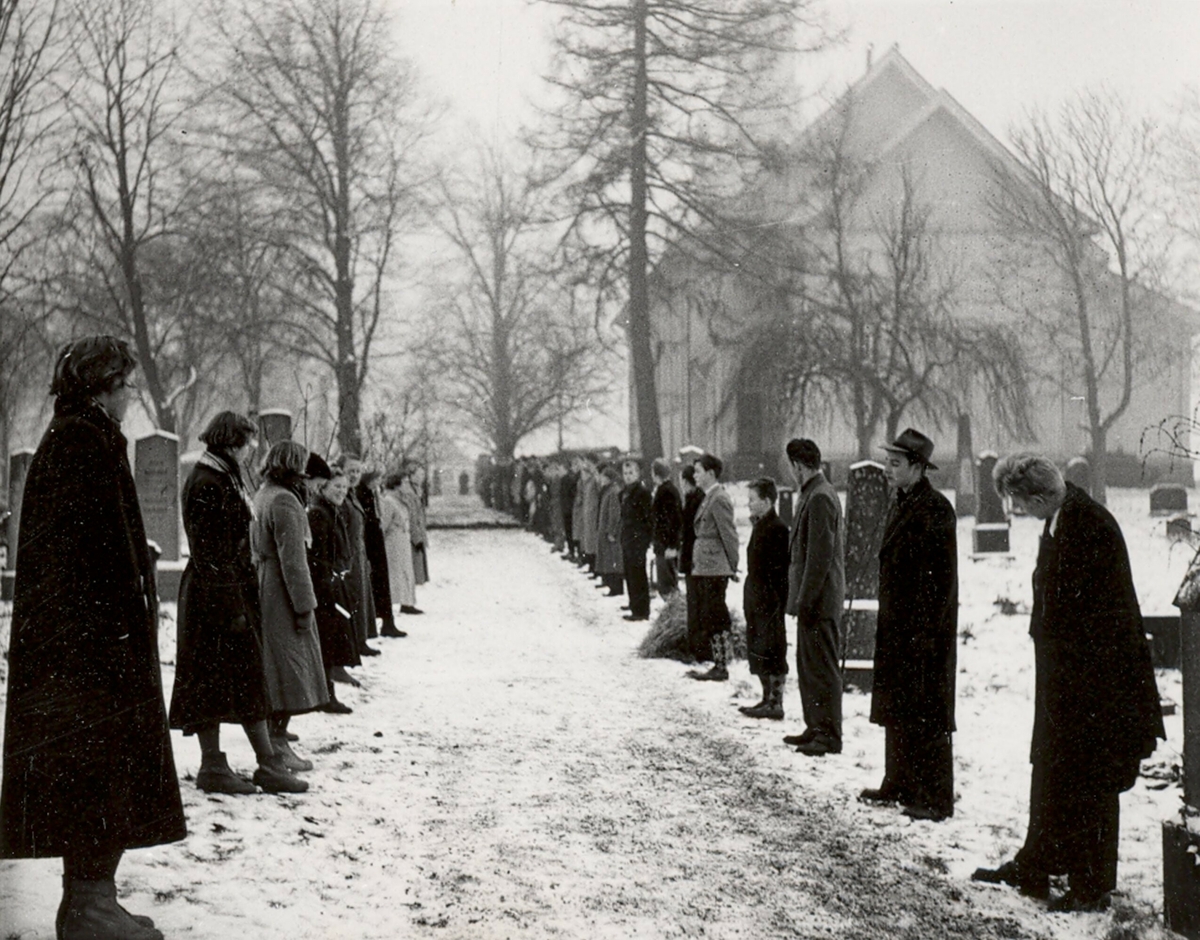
[393,0,1200,145]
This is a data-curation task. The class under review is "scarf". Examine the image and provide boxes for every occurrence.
[200,447,256,518]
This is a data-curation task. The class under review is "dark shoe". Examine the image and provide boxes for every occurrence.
[620,605,631,610]
[381,625,408,638]
[400,605,424,615]
[740,702,784,720]
[359,644,381,656]
[971,861,1049,900]
[623,614,648,621]
[322,698,353,714]
[254,755,310,793]
[61,879,162,940]
[196,752,257,795]
[1048,890,1110,913]
[858,786,901,805]
[783,730,816,747]
[330,666,361,687]
[603,590,623,597]
[796,737,841,756]
[59,876,155,938]
[902,803,950,822]
[284,730,299,742]
[686,665,728,681]
[270,739,314,773]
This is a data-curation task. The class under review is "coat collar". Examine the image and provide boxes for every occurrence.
[880,475,934,551]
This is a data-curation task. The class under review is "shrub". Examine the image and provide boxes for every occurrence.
[637,591,747,663]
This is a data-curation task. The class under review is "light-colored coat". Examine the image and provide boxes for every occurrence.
[250,482,329,714]
[380,489,416,606]
[691,484,739,577]
[579,471,600,556]
[595,480,624,575]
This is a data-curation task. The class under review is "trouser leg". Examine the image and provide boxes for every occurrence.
[796,615,842,745]
[893,725,954,816]
[626,551,650,617]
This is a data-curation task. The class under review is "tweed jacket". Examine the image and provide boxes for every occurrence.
[691,484,739,578]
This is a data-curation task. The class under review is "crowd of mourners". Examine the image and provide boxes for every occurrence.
[0,337,431,940]
[0,335,1173,938]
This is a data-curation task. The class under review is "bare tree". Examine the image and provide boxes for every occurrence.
[424,145,614,462]
[537,0,833,459]
[991,90,1170,502]
[55,0,221,436]
[211,0,430,454]
[0,0,64,481]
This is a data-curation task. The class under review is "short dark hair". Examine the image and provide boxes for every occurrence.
[651,458,671,480]
[199,411,257,450]
[749,477,777,503]
[382,471,405,490]
[681,464,696,485]
[621,456,642,473]
[600,463,620,481]
[305,452,333,481]
[697,453,723,478]
[262,440,308,483]
[786,438,821,470]
[50,335,137,401]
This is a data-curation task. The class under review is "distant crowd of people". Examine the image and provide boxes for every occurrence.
[0,336,430,940]
[0,335,1171,939]
[506,427,1167,915]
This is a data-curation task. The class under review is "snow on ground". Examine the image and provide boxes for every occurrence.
[0,487,1194,939]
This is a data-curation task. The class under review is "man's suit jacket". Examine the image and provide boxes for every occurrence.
[1030,482,1163,793]
[786,471,845,623]
[691,484,738,578]
[651,480,683,554]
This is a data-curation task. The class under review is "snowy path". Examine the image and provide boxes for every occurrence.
[1,522,1172,939]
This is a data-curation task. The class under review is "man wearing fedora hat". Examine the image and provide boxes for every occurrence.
[861,428,958,821]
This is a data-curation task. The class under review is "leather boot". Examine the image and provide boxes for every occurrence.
[270,737,314,772]
[739,676,769,714]
[687,634,728,681]
[196,751,257,795]
[742,675,784,719]
[254,753,310,793]
[58,876,156,937]
[60,879,162,940]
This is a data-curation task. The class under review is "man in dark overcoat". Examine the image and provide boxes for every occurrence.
[973,454,1164,911]
[1,336,185,940]
[863,428,957,821]
[740,478,790,720]
[679,464,707,661]
[782,438,845,755]
[619,457,654,621]
[650,458,683,597]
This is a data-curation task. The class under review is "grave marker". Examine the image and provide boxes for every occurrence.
[2,449,35,600]
[954,414,976,517]
[972,451,1011,556]
[1152,484,1189,516]
[1064,455,1092,495]
[842,461,889,672]
[135,432,180,561]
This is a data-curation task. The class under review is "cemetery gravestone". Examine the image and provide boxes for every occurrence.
[135,432,180,562]
[955,413,976,517]
[257,409,293,447]
[2,449,35,601]
[843,460,889,661]
[1152,484,1189,516]
[432,468,443,497]
[459,471,470,496]
[777,486,795,529]
[972,451,1011,555]
[1064,456,1092,495]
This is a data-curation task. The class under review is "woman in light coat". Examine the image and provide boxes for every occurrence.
[381,471,420,615]
[595,463,624,596]
[399,466,429,586]
[251,441,328,770]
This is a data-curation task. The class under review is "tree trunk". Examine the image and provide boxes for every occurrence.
[1090,424,1108,506]
[334,93,361,455]
[626,0,663,460]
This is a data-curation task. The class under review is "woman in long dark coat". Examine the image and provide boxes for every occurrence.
[595,464,625,595]
[0,336,184,940]
[168,411,306,796]
[356,468,404,637]
[306,458,361,712]
[336,454,380,657]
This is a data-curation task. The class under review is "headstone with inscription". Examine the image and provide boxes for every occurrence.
[135,432,180,562]
[954,414,976,517]
[972,451,1011,555]
[1152,484,1189,516]
[843,460,889,663]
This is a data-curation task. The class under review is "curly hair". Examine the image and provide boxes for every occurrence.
[992,453,1065,500]
[50,335,136,401]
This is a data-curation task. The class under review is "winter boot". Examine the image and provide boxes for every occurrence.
[60,879,162,940]
[254,754,310,793]
[739,676,770,714]
[270,738,314,773]
[58,877,157,938]
[743,675,785,719]
[687,634,728,681]
[196,751,257,795]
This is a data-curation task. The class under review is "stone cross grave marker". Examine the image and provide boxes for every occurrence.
[135,432,180,561]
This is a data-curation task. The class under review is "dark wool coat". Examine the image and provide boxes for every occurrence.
[595,481,624,575]
[169,455,268,733]
[340,493,377,646]
[785,472,845,624]
[620,480,653,557]
[744,509,790,676]
[679,488,704,575]
[356,482,393,623]
[307,498,361,669]
[1,399,186,858]
[871,476,958,734]
[1030,483,1164,793]
[651,480,683,555]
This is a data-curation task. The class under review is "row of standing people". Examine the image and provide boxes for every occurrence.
[0,336,433,940]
